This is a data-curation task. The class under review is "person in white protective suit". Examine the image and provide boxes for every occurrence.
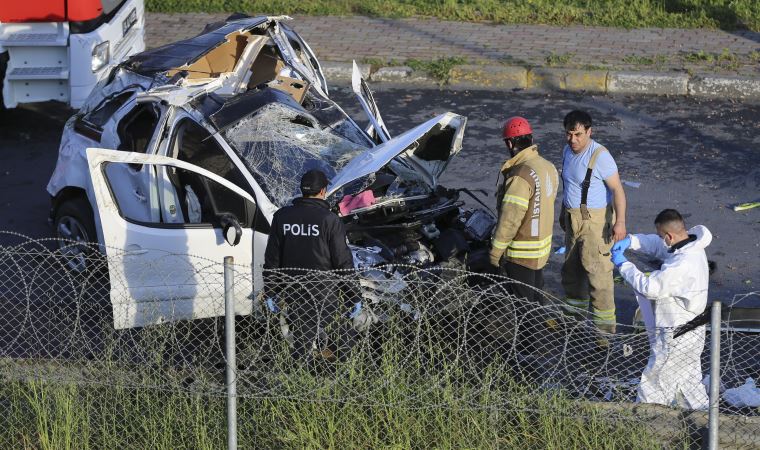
[610,209,711,410]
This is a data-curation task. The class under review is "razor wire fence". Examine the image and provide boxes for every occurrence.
[0,232,759,448]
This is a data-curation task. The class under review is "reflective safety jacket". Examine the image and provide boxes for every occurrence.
[490,145,559,270]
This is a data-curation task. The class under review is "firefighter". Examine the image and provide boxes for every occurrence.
[559,110,627,334]
[263,169,366,362]
[611,209,711,410]
[490,117,559,305]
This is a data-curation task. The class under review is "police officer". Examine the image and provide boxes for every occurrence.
[263,169,363,361]
[490,117,559,305]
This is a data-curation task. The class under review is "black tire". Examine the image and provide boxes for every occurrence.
[54,196,97,272]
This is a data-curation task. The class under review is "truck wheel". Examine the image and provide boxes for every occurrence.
[54,197,97,272]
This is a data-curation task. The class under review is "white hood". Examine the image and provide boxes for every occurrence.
[327,112,466,196]
[677,225,712,253]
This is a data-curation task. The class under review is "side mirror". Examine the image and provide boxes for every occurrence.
[220,214,242,246]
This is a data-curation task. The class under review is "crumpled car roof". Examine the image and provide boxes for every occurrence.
[122,16,269,75]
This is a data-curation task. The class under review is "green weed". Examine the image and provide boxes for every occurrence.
[684,50,715,63]
[545,52,575,67]
[717,48,741,70]
[622,54,667,66]
[359,57,389,71]
[683,49,745,71]
[689,52,711,63]
[407,57,467,83]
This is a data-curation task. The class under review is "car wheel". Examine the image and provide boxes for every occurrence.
[54,197,97,272]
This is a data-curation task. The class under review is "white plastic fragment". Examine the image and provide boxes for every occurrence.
[722,378,760,408]
[622,180,642,188]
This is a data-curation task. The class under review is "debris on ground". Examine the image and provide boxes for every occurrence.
[722,378,760,408]
[621,180,641,188]
[733,202,760,212]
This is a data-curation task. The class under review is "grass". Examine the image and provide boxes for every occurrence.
[407,57,467,83]
[145,0,760,32]
[622,54,668,66]
[0,375,670,449]
[0,296,691,449]
[682,48,744,70]
[684,50,716,63]
[0,322,683,449]
[545,52,575,67]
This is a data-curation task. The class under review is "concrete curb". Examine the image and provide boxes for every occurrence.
[372,66,434,84]
[607,71,689,96]
[448,65,527,90]
[327,62,760,100]
[320,61,370,82]
[529,67,608,93]
[689,74,760,99]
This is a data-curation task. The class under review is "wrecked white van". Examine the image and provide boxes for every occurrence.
[47,15,496,328]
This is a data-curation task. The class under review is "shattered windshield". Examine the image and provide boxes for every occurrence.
[222,103,369,207]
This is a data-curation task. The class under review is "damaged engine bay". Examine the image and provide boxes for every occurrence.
[343,184,497,305]
[341,176,496,279]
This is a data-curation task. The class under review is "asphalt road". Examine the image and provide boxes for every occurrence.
[1,86,759,326]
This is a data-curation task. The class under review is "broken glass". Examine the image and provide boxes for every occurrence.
[223,102,368,207]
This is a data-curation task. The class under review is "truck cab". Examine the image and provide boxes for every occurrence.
[0,0,145,108]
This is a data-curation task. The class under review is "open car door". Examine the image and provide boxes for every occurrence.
[87,148,261,329]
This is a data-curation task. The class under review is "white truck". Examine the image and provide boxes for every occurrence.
[0,0,145,109]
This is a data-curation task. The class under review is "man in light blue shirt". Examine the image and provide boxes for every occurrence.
[559,110,627,334]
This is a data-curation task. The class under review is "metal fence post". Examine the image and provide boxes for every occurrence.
[708,300,721,450]
[224,256,237,450]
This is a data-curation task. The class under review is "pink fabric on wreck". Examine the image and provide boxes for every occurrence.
[339,190,376,215]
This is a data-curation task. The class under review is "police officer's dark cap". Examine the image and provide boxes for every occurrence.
[300,169,329,195]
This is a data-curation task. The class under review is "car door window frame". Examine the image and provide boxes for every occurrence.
[115,100,164,171]
[98,159,258,230]
[75,90,136,141]
[162,112,271,234]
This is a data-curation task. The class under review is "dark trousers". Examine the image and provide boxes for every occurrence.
[500,260,546,305]
[285,285,357,363]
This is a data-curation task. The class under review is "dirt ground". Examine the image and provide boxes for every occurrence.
[1,86,759,325]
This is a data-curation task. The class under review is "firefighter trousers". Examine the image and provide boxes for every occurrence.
[500,260,547,306]
[560,206,617,333]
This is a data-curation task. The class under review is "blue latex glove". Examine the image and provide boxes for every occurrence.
[265,296,280,313]
[611,249,628,267]
[347,302,362,319]
[611,236,631,253]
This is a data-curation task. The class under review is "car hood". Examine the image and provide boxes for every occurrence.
[327,112,466,196]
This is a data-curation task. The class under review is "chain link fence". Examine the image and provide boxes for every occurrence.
[0,232,759,448]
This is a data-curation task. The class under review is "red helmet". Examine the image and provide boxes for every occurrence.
[502,116,532,139]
